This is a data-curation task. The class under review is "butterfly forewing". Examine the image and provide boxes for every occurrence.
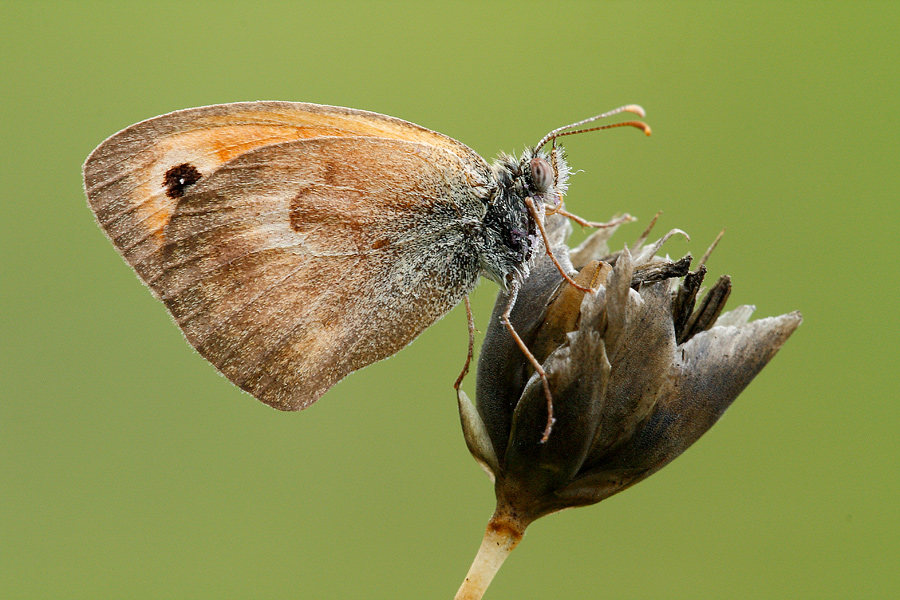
[83,103,493,410]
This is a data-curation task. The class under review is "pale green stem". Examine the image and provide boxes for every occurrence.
[454,516,525,600]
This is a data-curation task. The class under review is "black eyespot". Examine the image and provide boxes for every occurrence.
[164,163,202,199]
[529,157,554,193]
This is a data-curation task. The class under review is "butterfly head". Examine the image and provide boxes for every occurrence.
[477,106,650,289]
[477,147,571,289]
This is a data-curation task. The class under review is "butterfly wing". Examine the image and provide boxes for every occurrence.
[83,103,494,410]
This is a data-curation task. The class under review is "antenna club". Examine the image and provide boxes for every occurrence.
[623,104,647,118]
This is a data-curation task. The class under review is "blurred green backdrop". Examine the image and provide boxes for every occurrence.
[2,2,897,598]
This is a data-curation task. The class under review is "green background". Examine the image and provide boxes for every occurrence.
[2,2,897,598]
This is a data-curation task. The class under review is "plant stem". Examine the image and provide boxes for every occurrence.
[454,514,525,600]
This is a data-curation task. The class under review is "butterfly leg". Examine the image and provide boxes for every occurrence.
[557,209,634,229]
[454,296,476,391]
[500,281,556,443]
[525,197,594,293]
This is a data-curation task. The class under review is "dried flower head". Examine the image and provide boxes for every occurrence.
[454,215,801,599]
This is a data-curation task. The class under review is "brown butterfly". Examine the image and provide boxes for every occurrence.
[83,101,648,425]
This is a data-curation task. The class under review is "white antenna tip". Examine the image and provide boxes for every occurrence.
[623,104,646,118]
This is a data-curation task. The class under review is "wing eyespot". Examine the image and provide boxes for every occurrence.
[164,163,203,199]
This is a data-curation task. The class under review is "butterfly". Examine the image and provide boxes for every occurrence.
[83,101,649,426]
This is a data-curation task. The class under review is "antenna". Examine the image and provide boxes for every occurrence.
[536,104,651,149]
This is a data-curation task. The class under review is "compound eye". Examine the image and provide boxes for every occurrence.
[529,156,554,193]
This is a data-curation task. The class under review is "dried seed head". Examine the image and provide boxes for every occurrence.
[459,214,801,528]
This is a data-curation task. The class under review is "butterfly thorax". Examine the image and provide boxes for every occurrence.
[478,147,570,290]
